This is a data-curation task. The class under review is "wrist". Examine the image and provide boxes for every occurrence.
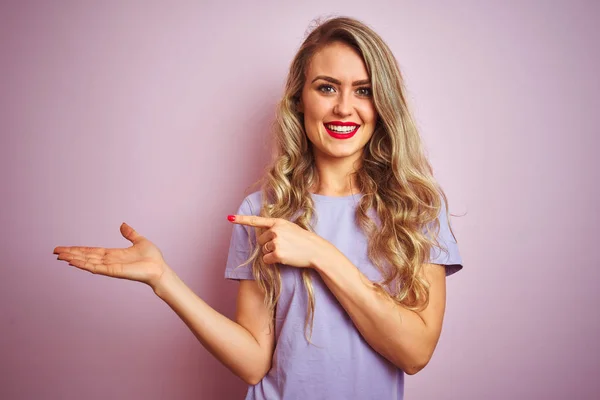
[152,265,178,299]
[309,236,337,272]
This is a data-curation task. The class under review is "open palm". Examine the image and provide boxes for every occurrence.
[53,222,169,288]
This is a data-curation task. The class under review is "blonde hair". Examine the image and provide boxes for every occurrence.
[245,16,454,340]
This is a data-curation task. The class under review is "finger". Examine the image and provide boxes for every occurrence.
[257,230,276,246]
[57,250,105,263]
[263,253,278,265]
[120,222,144,245]
[262,241,275,254]
[62,254,123,278]
[69,259,117,277]
[229,215,278,229]
[61,254,106,275]
[54,246,107,256]
[55,247,122,257]
[57,252,90,264]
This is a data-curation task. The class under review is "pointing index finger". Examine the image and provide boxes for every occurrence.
[229,215,277,228]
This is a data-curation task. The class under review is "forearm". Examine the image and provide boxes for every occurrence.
[153,268,268,384]
[312,251,435,375]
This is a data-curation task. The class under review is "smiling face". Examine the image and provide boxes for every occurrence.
[298,41,378,168]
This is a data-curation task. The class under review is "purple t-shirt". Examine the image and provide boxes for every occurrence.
[225,191,463,400]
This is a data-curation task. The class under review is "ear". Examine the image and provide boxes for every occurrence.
[296,97,304,113]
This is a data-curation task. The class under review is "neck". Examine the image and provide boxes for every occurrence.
[310,151,362,197]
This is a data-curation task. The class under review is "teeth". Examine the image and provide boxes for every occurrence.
[326,124,358,133]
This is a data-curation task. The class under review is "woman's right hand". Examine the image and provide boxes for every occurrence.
[53,222,171,291]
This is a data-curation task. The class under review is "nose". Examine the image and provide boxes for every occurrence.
[333,92,353,117]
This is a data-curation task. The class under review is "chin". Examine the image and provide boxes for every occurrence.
[323,146,362,160]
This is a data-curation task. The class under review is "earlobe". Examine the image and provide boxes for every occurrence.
[296,98,304,113]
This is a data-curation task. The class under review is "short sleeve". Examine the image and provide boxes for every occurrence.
[224,193,261,281]
[427,199,464,276]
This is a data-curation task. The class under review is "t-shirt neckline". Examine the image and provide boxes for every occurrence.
[310,192,363,203]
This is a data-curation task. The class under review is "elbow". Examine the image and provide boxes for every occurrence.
[239,351,272,386]
[403,362,427,376]
[241,365,270,386]
[401,353,432,376]
[244,376,260,386]
[244,372,266,386]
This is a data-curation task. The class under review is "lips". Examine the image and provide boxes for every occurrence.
[323,121,360,140]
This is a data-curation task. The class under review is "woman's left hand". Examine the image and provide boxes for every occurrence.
[228,215,332,269]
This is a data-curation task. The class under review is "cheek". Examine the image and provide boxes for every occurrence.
[303,95,329,122]
[358,104,378,126]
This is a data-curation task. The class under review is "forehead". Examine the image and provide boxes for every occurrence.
[306,41,369,81]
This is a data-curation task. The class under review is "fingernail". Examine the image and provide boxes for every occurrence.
[227,215,236,222]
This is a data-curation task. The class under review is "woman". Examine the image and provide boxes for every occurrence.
[54,17,462,400]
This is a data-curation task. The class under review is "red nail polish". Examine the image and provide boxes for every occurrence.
[227,215,236,222]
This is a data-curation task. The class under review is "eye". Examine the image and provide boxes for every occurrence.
[317,84,336,94]
[356,87,372,97]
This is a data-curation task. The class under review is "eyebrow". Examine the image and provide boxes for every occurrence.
[311,75,371,86]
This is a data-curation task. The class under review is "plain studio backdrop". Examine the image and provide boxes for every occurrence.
[1,1,598,399]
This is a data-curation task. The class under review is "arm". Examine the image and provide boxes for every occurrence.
[227,215,447,375]
[54,222,274,384]
[313,245,447,375]
[154,269,275,385]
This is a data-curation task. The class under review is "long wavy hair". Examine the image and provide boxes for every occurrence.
[244,16,454,340]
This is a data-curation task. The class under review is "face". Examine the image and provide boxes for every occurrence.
[298,41,378,166]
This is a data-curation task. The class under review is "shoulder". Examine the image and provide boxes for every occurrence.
[237,191,263,216]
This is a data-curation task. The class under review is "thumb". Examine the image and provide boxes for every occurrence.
[120,222,143,244]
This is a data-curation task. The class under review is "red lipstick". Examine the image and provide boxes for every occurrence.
[323,121,360,140]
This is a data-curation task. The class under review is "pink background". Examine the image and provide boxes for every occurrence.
[1,1,598,399]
